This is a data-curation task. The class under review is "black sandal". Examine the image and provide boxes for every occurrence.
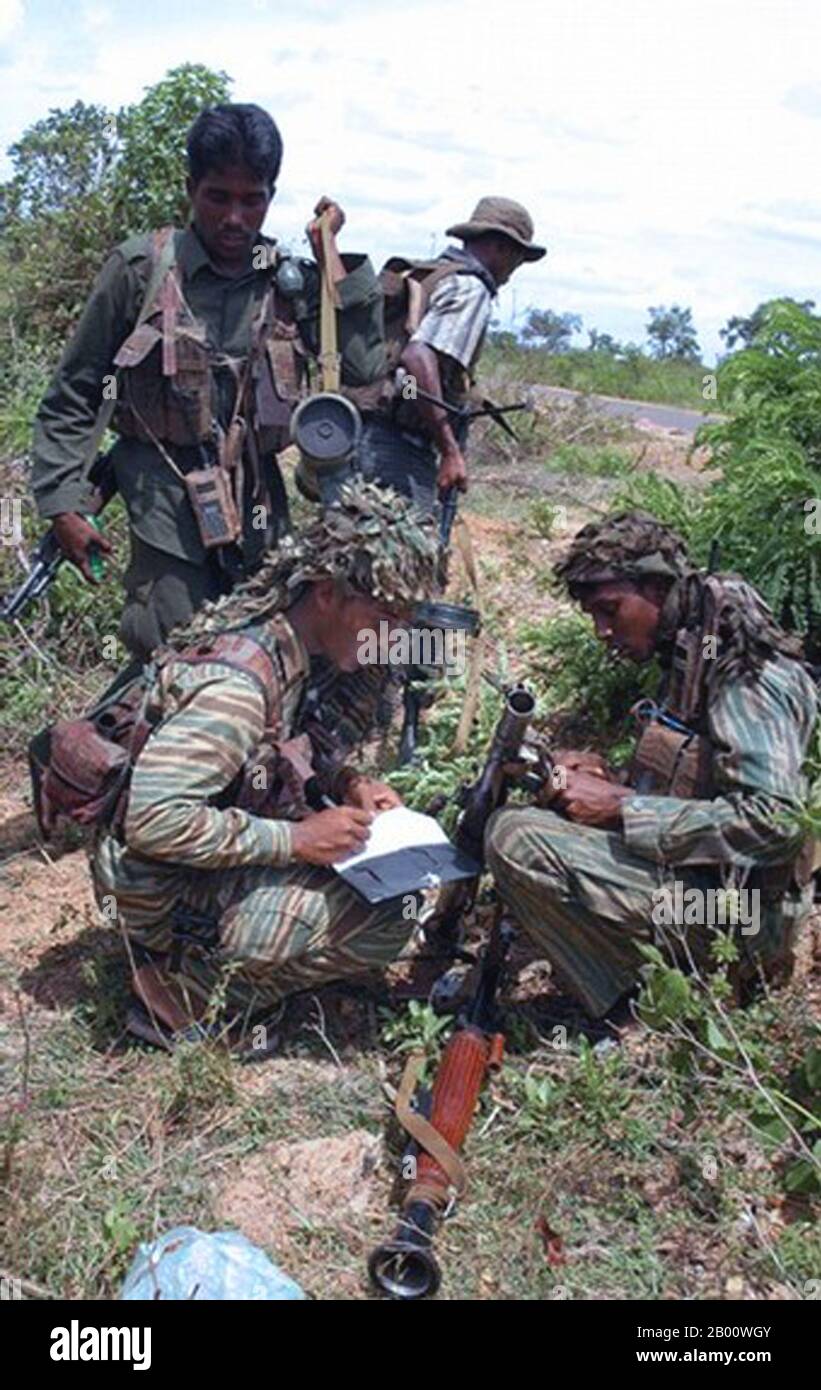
[125,996,280,1061]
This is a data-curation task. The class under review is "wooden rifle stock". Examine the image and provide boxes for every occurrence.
[368,913,512,1299]
[368,687,534,1299]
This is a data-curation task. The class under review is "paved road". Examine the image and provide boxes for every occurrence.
[536,384,723,436]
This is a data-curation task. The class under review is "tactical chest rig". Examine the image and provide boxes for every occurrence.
[30,615,329,840]
[628,575,812,894]
[112,228,304,550]
[629,582,719,801]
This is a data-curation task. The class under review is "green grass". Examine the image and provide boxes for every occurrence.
[544,442,636,478]
[483,341,709,409]
[3,952,818,1301]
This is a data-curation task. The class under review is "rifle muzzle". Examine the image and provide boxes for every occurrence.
[367,1200,441,1300]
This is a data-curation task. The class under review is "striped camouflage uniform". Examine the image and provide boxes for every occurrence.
[92,613,416,1015]
[486,651,818,1018]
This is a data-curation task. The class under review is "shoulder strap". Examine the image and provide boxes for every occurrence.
[80,228,179,478]
[142,227,179,319]
[174,629,280,734]
[407,260,484,335]
[668,577,721,728]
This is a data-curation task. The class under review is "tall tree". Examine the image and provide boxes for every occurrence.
[113,64,232,233]
[646,304,701,362]
[588,327,620,353]
[522,308,582,353]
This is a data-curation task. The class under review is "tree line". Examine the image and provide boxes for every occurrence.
[498,298,818,365]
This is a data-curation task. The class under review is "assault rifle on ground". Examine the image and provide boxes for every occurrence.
[368,682,543,1299]
[0,451,116,624]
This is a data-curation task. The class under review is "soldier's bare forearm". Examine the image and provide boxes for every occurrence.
[399,341,461,456]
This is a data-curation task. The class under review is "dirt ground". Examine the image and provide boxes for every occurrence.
[2,420,819,1302]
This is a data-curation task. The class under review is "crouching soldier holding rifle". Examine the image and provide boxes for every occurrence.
[487,512,818,1018]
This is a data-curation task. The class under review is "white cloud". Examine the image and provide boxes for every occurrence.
[0,0,23,43]
[1,0,821,358]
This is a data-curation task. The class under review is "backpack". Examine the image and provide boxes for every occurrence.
[345,254,493,417]
[29,631,280,840]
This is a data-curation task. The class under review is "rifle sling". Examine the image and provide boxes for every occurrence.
[395,1051,468,1200]
[452,513,485,756]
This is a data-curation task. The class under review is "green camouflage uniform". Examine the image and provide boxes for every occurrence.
[486,514,818,1018]
[92,483,438,1015]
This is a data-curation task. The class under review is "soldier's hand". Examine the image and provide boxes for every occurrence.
[307,195,345,244]
[53,512,112,584]
[551,748,610,780]
[344,776,403,814]
[552,769,629,828]
[437,448,468,496]
[291,806,373,865]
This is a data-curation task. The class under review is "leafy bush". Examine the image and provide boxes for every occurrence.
[0,64,231,360]
[386,670,515,822]
[610,473,707,552]
[604,301,821,654]
[693,300,821,646]
[637,935,821,1198]
[518,611,657,759]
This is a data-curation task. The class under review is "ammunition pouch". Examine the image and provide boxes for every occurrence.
[113,320,213,447]
[27,623,315,840]
[629,709,811,900]
[112,229,303,457]
[30,676,158,839]
[630,721,713,799]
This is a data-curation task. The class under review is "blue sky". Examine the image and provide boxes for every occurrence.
[2,0,821,362]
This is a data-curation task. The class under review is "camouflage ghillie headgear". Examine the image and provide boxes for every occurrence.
[556,509,803,682]
[168,481,440,647]
[268,480,440,607]
[554,511,691,596]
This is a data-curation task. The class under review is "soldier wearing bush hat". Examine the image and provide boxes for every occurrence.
[357,195,546,510]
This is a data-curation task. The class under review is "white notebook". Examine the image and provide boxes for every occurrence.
[333,806,479,903]
[333,807,449,871]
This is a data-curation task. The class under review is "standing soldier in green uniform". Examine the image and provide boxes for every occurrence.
[91,482,439,1046]
[30,103,382,660]
[486,513,818,1018]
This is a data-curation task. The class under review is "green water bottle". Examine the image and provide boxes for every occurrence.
[85,514,105,581]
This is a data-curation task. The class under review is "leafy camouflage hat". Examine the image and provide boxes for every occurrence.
[271,479,441,607]
[168,479,441,650]
[554,511,691,595]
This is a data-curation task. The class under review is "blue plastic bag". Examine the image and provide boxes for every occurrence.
[120,1226,307,1301]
